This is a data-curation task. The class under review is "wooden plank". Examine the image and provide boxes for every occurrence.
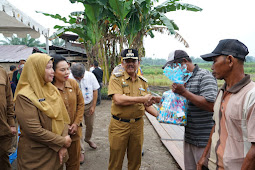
[145,112,184,169]
[161,123,183,140]
[162,140,184,169]
[160,124,185,150]
[145,112,169,138]
[171,125,185,135]
[162,125,184,145]
[179,126,185,132]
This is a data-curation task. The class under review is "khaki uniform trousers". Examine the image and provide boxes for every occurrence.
[0,137,12,170]
[108,117,144,170]
[80,102,95,154]
[66,139,81,170]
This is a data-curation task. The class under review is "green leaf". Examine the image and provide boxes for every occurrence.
[84,4,102,22]
[69,17,77,24]
[148,30,155,38]
[136,0,151,14]
[126,13,141,35]
[109,0,132,20]
[155,1,202,13]
[49,25,84,40]
[159,13,175,34]
[70,11,84,16]
[36,11,69,23]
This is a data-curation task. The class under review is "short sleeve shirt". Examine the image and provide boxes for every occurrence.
[69,72,100,104]
[185,65,218,147]
[208,75,255,170]
[108,71,149,119]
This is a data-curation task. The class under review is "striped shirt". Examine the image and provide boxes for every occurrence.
[185,65,218,147]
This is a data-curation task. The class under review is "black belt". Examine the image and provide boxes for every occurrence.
[112,115,141,123]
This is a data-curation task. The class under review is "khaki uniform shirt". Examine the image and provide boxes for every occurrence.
[108,71,149,119]
[8,71,14,82]
[0,66,15,137]
[57,79,84,141]
[15,95,68,169]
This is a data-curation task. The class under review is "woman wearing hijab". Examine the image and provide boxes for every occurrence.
[52,54,84,170]
[14,53,72,170]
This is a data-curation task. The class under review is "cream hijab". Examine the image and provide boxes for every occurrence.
[14,53,70,135]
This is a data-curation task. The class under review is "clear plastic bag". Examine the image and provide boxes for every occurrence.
[157,90,187,125]
[157,64,192,125]
[163,63,192,84]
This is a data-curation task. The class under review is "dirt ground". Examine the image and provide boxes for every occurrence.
[12,99,180,170]
[79,100,180,170]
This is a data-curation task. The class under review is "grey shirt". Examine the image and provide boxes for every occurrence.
[185,64,218,147]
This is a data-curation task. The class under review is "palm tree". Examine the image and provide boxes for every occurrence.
[0,34,46,47]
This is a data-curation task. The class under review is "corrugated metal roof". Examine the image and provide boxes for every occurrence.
[0,45,33,62]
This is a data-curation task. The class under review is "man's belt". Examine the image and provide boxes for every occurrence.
[112,115,141,123]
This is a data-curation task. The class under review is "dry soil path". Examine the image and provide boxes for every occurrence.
[12,99,180,170]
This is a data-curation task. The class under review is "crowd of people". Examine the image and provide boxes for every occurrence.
[0,38,255,170]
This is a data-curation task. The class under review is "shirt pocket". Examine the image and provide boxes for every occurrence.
[0,78,6,96]
[138,86,147,96]
[140,91,147,96]
[227,115,246,142]
[123,87,130,96]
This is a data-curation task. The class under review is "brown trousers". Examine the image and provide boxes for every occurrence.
[108,117,144,170]
[80,102,95,154]
[66,139,81,170]
[0,137,12,170]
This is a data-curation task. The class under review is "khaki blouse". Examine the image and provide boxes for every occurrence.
[15,95,69,170]
[57,79,84,141]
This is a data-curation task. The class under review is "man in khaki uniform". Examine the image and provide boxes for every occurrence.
[0,66,17,169]
[108,49,160,170]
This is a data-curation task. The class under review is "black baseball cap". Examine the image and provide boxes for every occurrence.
[162,50,189,69]
[121,49,139,60]
[201,39,249,61]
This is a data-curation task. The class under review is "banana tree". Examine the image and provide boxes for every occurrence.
[70,0,111,83]
[38,1,110,83]
[37,0,202,84]
[108,0,133,53]
[125,0,202,57]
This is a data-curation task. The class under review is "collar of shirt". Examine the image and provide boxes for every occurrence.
[123,71,138,81]
[65,80,72,89]
[56,80,72,91]
[220,74,251,94]
[191,64,199,76]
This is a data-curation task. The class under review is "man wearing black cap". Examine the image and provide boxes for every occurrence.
[163,50,218,170]
[197,39,255,170]
[108,49,160,170]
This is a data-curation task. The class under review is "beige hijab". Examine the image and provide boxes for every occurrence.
[14,53,70,135]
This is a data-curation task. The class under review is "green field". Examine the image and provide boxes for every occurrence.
[141,63,255,87]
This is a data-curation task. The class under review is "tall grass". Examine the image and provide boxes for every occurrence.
[142,64,255,87]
